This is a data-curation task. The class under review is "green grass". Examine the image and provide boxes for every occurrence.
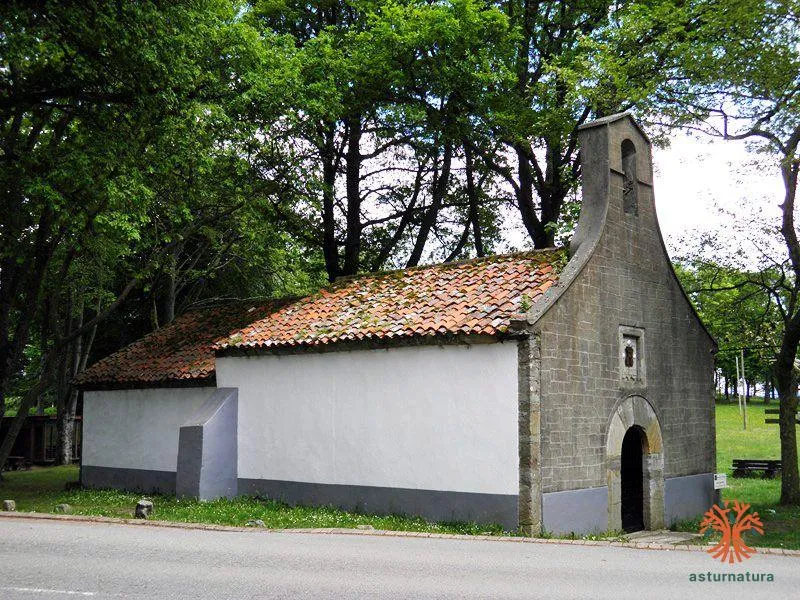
[672,401,800,550]
[0,465,505,535]
[2,402,798,546]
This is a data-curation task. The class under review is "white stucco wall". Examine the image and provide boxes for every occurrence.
[216,342,519,495]
[82,387,213,472]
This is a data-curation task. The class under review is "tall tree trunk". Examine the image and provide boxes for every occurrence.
[150,293,160,330]
[58,299,97,465]
[371,160,426,271]
[37,313,52,416]
[58,383,77,466]
[164,246,179,325]
[515,146,550,248]
[57,298,81,465]
[776,155,800,505]
[320,123,340,281]
[724,374,729,402]
[55,294,76,465]
[407,141,453,267]
[464,142,485,257]
[342,115,362,276]
[539,140,568,234]
[775,329,800,505]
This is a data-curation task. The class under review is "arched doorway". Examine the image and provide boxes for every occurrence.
[620,426,645,532]
[606,395,664,531]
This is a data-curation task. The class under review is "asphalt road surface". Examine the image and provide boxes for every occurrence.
[0,517,796,599]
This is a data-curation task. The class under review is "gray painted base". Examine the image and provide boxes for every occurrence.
[664,473,715,525]
[542,486,609,535]
[239,478,518,530]
[82,465,176,495]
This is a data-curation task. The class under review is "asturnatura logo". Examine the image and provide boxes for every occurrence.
[699,500,764,563]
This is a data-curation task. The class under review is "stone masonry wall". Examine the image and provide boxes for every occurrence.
[536,118,716,494]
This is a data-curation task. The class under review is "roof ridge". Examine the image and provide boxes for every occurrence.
[332,247,563,284]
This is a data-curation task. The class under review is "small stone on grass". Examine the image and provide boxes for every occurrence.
[246,519,266,528]
[135,499,153,519]
[54,503,71,514]
[356,524,375,531]
[3,500,16,511]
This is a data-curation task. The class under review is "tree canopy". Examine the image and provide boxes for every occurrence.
[2,0,799,493]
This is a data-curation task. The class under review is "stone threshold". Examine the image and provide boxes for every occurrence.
[1,511,798,557]
[623,529,703,545]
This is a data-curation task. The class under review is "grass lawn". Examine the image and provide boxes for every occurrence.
[673,401,800,550]
[0,465,505,535]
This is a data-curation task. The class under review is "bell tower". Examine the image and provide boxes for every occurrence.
[569,112,655,258]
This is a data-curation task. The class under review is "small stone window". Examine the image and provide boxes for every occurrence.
[621,139,638,215]
[619,326,645,386]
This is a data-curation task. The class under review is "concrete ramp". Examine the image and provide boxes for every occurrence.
[176,388,238,500]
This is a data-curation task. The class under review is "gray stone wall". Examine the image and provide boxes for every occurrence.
[534,116,716,496]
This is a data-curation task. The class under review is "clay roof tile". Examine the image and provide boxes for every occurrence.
[78,249,566,388]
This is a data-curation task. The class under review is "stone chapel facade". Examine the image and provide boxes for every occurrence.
[76,113,716,535]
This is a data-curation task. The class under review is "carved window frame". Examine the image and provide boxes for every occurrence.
[619,326,646,388]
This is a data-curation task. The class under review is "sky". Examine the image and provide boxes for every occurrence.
[652,133,785,264]
[496,132,787,267]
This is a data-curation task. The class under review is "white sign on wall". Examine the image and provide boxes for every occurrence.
[714,473,728,490]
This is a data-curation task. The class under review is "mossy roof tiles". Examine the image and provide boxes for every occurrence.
[77,249,565,388]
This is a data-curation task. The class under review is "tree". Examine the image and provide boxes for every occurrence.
[3,0,795,474]
[244,0,777,273]
[651,0,800,504]
[247,0,513,280]
[675,261,782,404]
[475,0,692,248]
[0,0,295,471]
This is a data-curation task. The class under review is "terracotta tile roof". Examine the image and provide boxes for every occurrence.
[217,249,565,351]
[76,250,566,388]
[74,300,288,389]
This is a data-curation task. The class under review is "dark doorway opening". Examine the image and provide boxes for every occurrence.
[621,426,645,532]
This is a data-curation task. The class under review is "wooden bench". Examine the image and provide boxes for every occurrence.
[732,459,781,478]
[764,408,800,425]
[3,456,32,471]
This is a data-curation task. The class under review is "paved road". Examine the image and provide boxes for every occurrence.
[0,517,796,599]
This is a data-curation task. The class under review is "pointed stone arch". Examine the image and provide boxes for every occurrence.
[606,395,665,531]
